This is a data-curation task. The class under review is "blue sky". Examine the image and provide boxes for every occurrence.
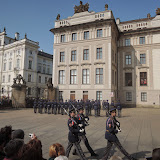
[0,0,160,54]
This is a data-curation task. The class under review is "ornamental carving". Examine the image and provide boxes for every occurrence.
[74,1,89,14]
[156,8,160,15]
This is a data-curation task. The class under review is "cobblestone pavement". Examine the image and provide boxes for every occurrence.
[0,108,160,160]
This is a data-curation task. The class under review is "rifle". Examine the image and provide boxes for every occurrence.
[71,103,89,126]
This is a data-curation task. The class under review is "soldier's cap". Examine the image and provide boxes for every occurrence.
[69,108,75,113]
[109,107,117,113]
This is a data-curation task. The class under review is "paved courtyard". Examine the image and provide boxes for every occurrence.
[0,108,160,160]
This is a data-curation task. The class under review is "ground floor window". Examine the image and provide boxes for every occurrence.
[141,92,147,102]
[96,91,102,101]
[83,91,88,101]
[28,88,31,96]
[126,92,132,101]
[59,91,63,101]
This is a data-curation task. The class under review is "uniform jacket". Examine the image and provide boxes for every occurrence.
[68,117,79,143]
[77,113,87,135]
[105,116,118,142]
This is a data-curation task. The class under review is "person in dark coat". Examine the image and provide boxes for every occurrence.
[116,100,122,118]
[102,107,136,160]
[33,99,38,113]
[93,100,98,117]
[65,108,87,160]
[72,106,98,157]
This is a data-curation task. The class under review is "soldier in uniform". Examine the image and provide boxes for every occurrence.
[72,106,98,157]
[84,100,89,117]
[33,99,37,113]
[47,100,51,114]
[97,100,101,116]
[102,107,136,160]
[64,100,68,115]
[60,100,64,115]
[57,101,61,114]
[44,99,47,113]
[105,100,110,117]
[54,100,57,115]
[65,107,87,160]
[93,100,98,117]
[116,100,122,118]
[39,99,43,114]
[88,100,92,116]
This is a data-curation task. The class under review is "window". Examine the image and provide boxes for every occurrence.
[28,87,31,96]
[83,49,89,60]
[3,63,6,71]
[60,52,65,62]
[125,73,132,86]
[17,59,20,68]
[112,70,114,84]
[72,33,77,41]
[71,50,76,61]
[82,69,89,84]
[125,39,131,46]
[45,77,48,83]
[70,69,77,84]
[96,68,103,84]
[140,72,147,86]
[59,70,65,84]
[96,48,102,59]
[97,29,103,38]
[2,76,5,83]
[59,91,63,101]
[140,54,146,64]
[9,62,12,70]
[28,60,32,69]
[61,35,65,42]
[141,92,147,102]
[125,55,131,65]
[39,76,41,83]
[84,31,89,40]
[96,91,102,100]
[28,74,31,82]
[8,75,11,82]
[140,37,145,44]
[43,66,46,73]
[47,68,50,74]
[38,66,41,73]
[126,92,132,101]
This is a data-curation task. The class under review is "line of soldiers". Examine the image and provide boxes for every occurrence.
[33,99,122,118]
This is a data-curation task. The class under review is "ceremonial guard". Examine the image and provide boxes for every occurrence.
[64,100,68,114]
[105,100,110,117]
[88,100,92,116]
[66,108,87,160]
[47,100,51,114]
[116,100,122,118]
[57,101,61,114]
[44,99,47,113]
[102,107,136,160]
[33,99,37,113]
[60,100,64,115]
[93,100,98,117]
[97,100,101,116]
[84,100,89,117]
[53,100,57,115]
[72,106,98,157]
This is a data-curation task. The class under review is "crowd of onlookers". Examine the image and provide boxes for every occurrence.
[0,126,68,160]
[0,125,160,160]
[0,98,12,108]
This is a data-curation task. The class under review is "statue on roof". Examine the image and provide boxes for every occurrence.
[156,8,160,15]
[56,14,60,20]
[105,4,108,10]
[74,1,89,14]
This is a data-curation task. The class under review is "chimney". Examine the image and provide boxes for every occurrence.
[15,32,20,40]
[116,18,120,25]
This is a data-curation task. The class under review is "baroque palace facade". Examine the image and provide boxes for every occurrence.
[0,30,53,98]
[50,2,160,107]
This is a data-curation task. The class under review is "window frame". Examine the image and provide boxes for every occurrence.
[125,73,132,86]
[70,69,77,84]
[97,29,103,38]
[96,48,102,59]
[82,69,90,84]
[140,72,147,86]
[96,68,103,84]
[60,52,65,62]
[141,92,147,102]
[71,50,77,61]
[83,49,89,60]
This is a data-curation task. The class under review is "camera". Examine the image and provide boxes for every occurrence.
[29,133,33,138]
